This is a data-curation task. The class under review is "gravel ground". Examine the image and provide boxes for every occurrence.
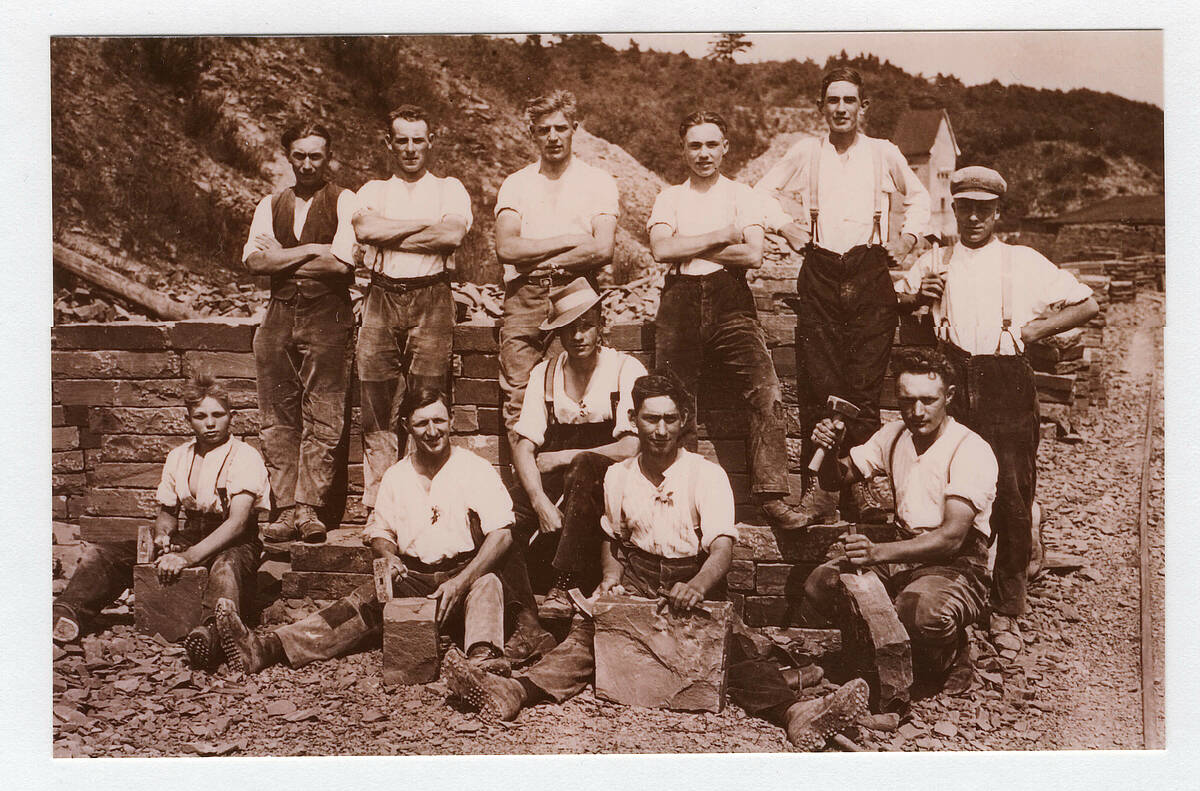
[51,295,1165,756]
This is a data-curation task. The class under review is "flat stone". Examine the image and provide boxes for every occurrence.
[382,598,438,686]
[281,571,372,599]
[289,528,372,573]
[132,565,208,642]
[593,595,733,713]
[836,571,912,714]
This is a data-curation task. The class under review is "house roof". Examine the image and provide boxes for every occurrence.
[1048,194,1165,226]
[891,108,959,158]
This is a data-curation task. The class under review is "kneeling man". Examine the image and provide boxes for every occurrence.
[216,388,513,673]
[801,348,998,693]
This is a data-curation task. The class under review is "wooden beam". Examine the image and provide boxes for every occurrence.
[53,242,200,321]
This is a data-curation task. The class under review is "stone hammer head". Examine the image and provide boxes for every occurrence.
[826,395,862,421]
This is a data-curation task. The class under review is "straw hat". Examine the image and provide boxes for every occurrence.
[539,277,603,331]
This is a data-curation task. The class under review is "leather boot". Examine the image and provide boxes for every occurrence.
[441,647,526,721]
[214,598,284,674]
[781,664,824,691]
[850,480,889,523]
[182,623,223,671]
[784,677,870,751]
[261,506,297,542]
[466,643,513,677]
[504,624,558,666]
[294,504,327,543]
[942,633,976,696]
[761,496,825,531]
[538,587,575,620]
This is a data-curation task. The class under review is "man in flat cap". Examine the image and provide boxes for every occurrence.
[895,166,1098,651]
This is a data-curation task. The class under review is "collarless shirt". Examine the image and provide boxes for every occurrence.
[494,157,620,283]
[601,449,738,559]
[898,238,1094,355]
[514,346,647,447]
[754,133,931,255]
[242,190,357,263]
[366,446,514,564]
[850,417,997,539]
[647,175,766,276]
[156,437,271,517]
[329,172,473,280]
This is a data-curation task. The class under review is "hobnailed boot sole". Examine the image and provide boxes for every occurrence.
[213,598,270,674]
[786,677,870,751]
[441,648,522,721]
[182,625,222,671]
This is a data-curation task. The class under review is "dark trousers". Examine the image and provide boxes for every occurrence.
[357,280,454,508]
[796,244,898,455]
[944,346,1040,616]
[54,537,261,628]
[253,290,355,510]
[654,270,789,497]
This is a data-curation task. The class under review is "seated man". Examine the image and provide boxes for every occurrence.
[509,277,645,633]
[441,373,869,750]
[801,348,999,694]
[215,388,513,674]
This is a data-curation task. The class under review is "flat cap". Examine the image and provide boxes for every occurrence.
[951,166,1006,200]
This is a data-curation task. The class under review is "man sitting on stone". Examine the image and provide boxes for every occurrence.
[507,277,646,647]
[441,372,869,750]
[215,388,513,675]
[801,347,999,694]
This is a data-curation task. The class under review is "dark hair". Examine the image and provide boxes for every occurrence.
[399,386,451,423]
[281,122,332,152]
[893,347,956,390]
[182,372,232,413]
[678,110,728,140]
[820,67,866,101]
[386,104,433,137]
[631,370,693,419]
[524,90,578,127]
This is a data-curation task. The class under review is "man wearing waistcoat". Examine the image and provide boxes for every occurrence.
[243,122,356,544]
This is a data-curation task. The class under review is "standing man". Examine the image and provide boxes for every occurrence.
[896,166,1098,648]
[649,111,808,529]
[494,90,619,449]
[755,67,931,522]
[802,348,999,694]
[244,122,356,543]
[330,105,472,527]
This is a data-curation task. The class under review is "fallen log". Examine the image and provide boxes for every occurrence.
[53,242,200,321]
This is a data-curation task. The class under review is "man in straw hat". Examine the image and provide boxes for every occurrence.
[895,165,1097,651]
[504,277,646,662]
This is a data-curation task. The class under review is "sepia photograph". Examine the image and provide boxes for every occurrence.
[23,13,1182,774]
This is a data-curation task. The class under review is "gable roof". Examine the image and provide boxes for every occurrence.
[891,108,960,158]
[1048,194,1165,226]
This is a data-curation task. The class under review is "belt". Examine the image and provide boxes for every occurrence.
[666,266,744,281]
[401,552,473,575]
[370,269,450,294]
[511,271,587,290]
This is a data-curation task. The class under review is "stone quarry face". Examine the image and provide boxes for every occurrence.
[593,595,733,713]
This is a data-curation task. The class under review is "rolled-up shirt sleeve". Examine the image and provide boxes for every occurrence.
[896,250,934,294]
[591,171,620,221]
[241,196,275,263]
[366,466,403,546]
[330,188,361,264]
[469,456,515,535]
[647,188,676,233]
[155,446,184,509]
[695,460,737,551]
[945,434,999,515]
[513,360,550,447]
[227,443,272,515]
[443,177,474,232]
[849,423,899,480]
[1029,252,1095,313]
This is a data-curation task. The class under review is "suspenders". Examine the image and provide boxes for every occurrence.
[543,351,628,428]
[934,242,1019,354]
[808,135,885,247]
[886,426,970,530]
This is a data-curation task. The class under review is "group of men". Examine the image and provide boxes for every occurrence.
[207,65,1099,744]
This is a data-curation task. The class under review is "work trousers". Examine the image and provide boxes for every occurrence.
[519,547,797,723]
[944,346,1040,616]
[253,290,355,510]
[498,273,595,445]
[795,244,898,455]
[511,451,614,594]
[54,537,261,628]
[654,269,789,497]
[272,570,504,668]
[357,279,454,507]
[802,557,987,677]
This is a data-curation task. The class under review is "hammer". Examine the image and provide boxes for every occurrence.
[807,396,861,473]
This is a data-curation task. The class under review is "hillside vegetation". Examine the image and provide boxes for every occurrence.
[51,36,1163,298]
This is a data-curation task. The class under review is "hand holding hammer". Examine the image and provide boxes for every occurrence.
[808,396,861,473]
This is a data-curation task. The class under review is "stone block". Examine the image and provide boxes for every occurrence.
[769,627,843,659]
[52,521,81,545]
[181,351,257,380]
[289,528,373,574]
[771,346,797,378]
[760,314,797,347]
[52,350,180,379]
[52,451,85,474]
[133,565,208,642]
[52,322,171,351]
[53,472,87,494]
[54,378,257,409]
[89,406,260,436]
[743,595,789,627]
[90,462,164,488]
[605,323,645,351]
[281,570,371,599]
[452,404,479,433]
[168,319,256,352]
[450,434,501,465]
[80,515,144,543]
[836,571,912,714]
[382,598,439,686]
[347,463,364,492]
[98,434,187,462]
[453,322,499,352]
[52,495,69,520]
[727,560,755,591]
[732,524,896,564]
[86,488,160,518]
[477,407,501,436]
[453,378,500,405]
[593,595,733,713]
[458,353,499,379]
[696,410,748,439]
[52,426,79,452]
[754,563,797,596]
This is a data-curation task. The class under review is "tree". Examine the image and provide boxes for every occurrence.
[706,33,752,63]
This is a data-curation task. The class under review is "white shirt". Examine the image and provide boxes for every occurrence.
[514,346,647,448]
[156,437,271,517]
[494,157,620,283]
[330,173,473,280]
[898,238,1095,355]
[601,450,738,559]
[754,133,931,255]
[647,175,766,276]
[366,446,513,564]
[850,418,997,539]
[241,189,357,263]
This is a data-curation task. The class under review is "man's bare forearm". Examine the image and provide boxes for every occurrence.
[394,220,468,255]
[453,529,513,588]
[540,236,615,273]
[650,229,731,263]
[293,246,352,277]
[513,438,551,507]
[353,213,431,246]
[551,435,639,466]
[709,242,762,270]
[245,245,319,275]
[687,537,733,596]
[153,506,178,541]
[369,537,401,560]
[497,233,592,269]
[599,540,624,586]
